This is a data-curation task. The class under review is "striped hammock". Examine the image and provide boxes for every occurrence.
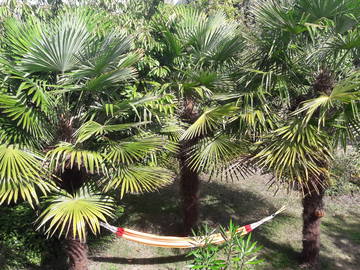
[100,206,285,248]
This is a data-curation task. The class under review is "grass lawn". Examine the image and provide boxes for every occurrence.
[88,174,360,270]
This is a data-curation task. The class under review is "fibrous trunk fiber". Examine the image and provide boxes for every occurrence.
[180,97,200,235]
[66,236,88,270]
[301,185,325,268]
[179,138,200,235]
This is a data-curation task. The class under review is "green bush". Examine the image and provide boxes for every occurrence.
[187,221,264,270]
[327,149,360,196]
[190,0,245,20]
[0,203,45,269]
[0,203,125,270]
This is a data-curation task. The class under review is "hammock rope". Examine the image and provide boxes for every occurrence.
[100,206,286,248]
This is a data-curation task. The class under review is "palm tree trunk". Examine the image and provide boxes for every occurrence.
[180,97,200,235]
[179,138,200,235]
[59,167,88,270]
[66,236,88,270]
[301,184,325,268]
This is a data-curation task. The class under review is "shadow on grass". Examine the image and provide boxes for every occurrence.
[89,178,360,269]
[320,211,360,270]
[113,181,183,235]
[115,179,287,234]
[90,254,190,265]
[200,180,301,269]
[90,179,302,269]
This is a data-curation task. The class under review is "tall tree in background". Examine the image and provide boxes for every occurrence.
[250,0,360,267]
[0,7,172,270]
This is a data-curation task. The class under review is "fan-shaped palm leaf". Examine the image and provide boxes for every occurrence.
[190,12,243,63]
[332,103,360,147]
[0,91,50,141]
[21,14,91,73]
[0,119,40,147]
[75,120,150,143]
[0,145,52,206]
[47,142,104,174]
[295,73,360,125]
[327,29,360,51]
[180,104,238,140]
[37,186,114,241]
[75,33,137,78]
[236,105,274,137]
[2,16,42,58]
[254,121,332,193]
[13,77,55,121]
[187,135,246,174]
[104,137,165,164]
[83,67,137,91]
[254,0,307,34]
[297,0,359,22]
[160,120,186,142]
[103,166,173,198]
[155,6,243,65]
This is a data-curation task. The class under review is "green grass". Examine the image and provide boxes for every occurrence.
[88,174,360,270]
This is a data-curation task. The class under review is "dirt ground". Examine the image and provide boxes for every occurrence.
[88,174,360,270]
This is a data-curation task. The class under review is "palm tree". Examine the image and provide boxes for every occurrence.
[146,5,246,234]
[249,0,360,267]
[0,7,172,270]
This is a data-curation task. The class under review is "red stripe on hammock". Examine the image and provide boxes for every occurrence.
[244,224,252,232]
[116,227,125,237]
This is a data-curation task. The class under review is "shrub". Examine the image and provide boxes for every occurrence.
[187,221,264,270]
[0,203,45,269]
[0,203,125,270]
[327,148,360,196]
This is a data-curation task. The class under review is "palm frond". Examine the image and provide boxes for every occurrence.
[187,135,246,174]
[155,6,243,65]
[220,155,255,182]
[326,29,360,51]
[166,5,207,42]
[297,0,359,22]
[37,186,114,241]
[191,12,243,62]
[160,120,186,143]
[83,67,137,91]
[187,70,234,95]
[254,0,307,34]
[0,91,50,140]
[16,77,55,116]
[236,106,274,137]
[2,16,42,58]
[0,119,41,147]
[0,145,52,206]
[254,121,332,192]
[295,74,360,125]
[180,104,238,140]
[21,14,91,73]
[75,120,150,143]
[103,166,173,198]
[92,95,164,117]
[47,142,104,174]
[104,137,165,165]
[76,32,135,76]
